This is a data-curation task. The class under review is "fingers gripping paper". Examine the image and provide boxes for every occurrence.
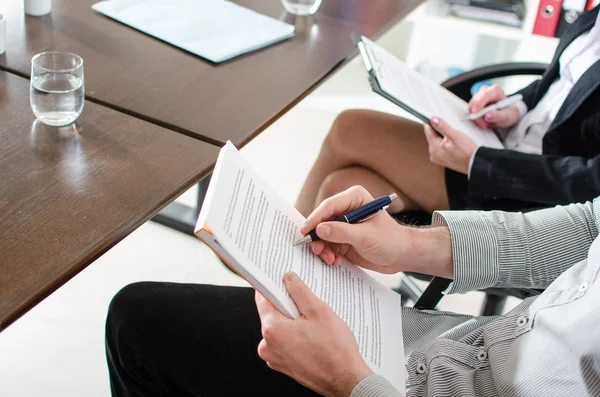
[196,142,406,392]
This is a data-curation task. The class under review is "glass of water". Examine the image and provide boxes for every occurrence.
[281,0,323,16]
[30,52,84,127]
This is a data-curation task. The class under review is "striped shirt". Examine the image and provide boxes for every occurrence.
[351,199,600,397]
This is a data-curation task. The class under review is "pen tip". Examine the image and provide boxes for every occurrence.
[294,235,312,246]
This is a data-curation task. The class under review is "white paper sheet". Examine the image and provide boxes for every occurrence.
[196,142,406,392]
[361,36,504,149]
[92,0,295,63]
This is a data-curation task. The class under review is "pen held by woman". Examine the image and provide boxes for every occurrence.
[467,85,524,130]
[466,94,523,121]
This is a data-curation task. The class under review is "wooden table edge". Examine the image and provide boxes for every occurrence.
[0,82,217,330]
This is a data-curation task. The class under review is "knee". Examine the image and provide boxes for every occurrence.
[105,282,155,374]
[317,168,361,202]
[323,109,375,154]
[106,282,153,338]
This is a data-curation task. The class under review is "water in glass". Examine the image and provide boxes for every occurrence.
[31,73,84,127]
[281,0,323,16]
[30,52,84,127]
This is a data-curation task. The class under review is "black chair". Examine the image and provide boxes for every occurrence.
[397,62,549,315]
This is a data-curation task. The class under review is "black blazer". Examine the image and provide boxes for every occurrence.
[469,5,600,206]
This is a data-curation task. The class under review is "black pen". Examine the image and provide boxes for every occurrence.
[293,193,398,246]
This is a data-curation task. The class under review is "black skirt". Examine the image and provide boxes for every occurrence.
[445,168,544,212]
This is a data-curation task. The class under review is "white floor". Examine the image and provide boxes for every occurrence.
[0,14,524,397]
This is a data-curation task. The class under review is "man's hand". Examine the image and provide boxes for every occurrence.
[469,84,521,129]
[302,186,454,279]
[256,272,373,397]
[302,186,415,274]
[424,117,477,175]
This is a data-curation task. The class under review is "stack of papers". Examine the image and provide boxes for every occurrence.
[92,0,296,63]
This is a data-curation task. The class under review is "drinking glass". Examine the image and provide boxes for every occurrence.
[24,0,52,16]
[0,14,6,55]
[30,52,84,127]
[281,0,323,16]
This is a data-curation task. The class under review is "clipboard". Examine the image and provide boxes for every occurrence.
[352,33,433,128]
[351,34,504,148]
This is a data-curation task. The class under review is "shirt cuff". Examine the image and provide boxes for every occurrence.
[514,100,528,118]
[351,375,404,397]
[432,211,499,294]
[467,147,480,180]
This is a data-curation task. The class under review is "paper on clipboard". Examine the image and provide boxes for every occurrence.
[356,35,504,149]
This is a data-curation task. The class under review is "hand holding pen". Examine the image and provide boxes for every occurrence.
[468,84,523,130]
[296,187,411,274]
[466,94,523,121]
[295,192,397,245]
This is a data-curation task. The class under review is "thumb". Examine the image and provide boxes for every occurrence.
[283,272,321,317]
[430,117,457,139]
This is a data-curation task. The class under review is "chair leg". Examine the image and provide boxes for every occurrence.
[413,277,452,310]
[392,274,422,305]
[480,294,506,316]
[152,174,212,236]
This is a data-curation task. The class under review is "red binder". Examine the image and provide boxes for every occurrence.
[587,0,600,10]
[533,0,562,37]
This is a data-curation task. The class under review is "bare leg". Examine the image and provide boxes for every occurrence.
[315,166,416,214]
[295,109,449,216]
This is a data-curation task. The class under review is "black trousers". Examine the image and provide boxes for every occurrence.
[105,282,321,397]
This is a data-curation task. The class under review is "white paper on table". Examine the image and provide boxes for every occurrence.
[92,0,295,63]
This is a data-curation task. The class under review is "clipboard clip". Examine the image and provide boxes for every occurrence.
[357,40,383,74]
[357,41,373,72]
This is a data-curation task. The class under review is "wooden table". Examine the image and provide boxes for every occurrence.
[0,0,422,147]
[0,71,219,331]
[0,0,422,328]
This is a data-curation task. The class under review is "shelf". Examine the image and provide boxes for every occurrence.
[406,0,559,46]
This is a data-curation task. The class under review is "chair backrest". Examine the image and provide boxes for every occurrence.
[441,62,548,101]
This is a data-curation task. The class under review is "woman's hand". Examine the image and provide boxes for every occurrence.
[255,273,373,397]
[424,117,477,175]
[302,186,416,274]
[469,84,522,129]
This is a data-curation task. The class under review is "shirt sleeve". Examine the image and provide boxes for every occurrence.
[467,147,480,179]
[351,375,404,397]
[432,199,600,294]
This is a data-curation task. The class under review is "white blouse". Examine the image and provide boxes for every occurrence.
[503,10,600,154]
